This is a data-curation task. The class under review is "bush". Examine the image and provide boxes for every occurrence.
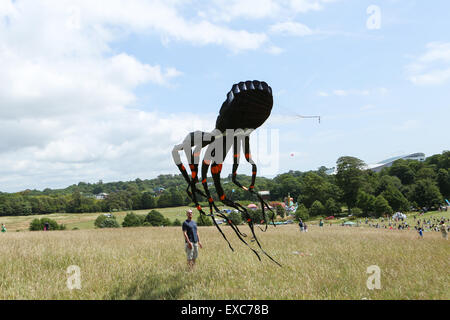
[100,218,120,228]
[29,218,65,231]
[247,209,264,224]
[94,214,119,228]
[145,210,167,226]
[294,204,309,221]
[351,207,363,216]
[309,200,325,217]
[197,214,213,226]
[122,212,144,227]
[226,211,242,225]
[276,204,286,218]
[172,219,182,226]
[95,214,111,228]
[325,198,341,215]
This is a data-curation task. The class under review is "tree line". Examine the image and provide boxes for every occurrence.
[0,151,448,218]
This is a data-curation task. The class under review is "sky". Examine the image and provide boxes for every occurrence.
[1,0,449,192]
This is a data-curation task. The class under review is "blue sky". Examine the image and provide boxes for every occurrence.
[0,0,449,192]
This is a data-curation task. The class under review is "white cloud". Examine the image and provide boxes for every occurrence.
[204,0,337,21]
[0,0,340,192]
[266,45,285,55]
[407,42,450,85]
[269,21,314,37]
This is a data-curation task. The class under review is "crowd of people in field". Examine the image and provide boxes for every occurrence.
[350,212,449,240]
[301,205,450,240]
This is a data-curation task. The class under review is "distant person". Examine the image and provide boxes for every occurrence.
[319,219,324,228]
[418,227,424,239]
[1,224,6,233]
[440,221,448,240]
[304,223,308,232]
[44,222,50,231]
[182,209,202,270]
[298,219,304,232]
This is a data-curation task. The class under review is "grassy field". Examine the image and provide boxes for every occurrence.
[0,206,193,232]
[0,220,448,299]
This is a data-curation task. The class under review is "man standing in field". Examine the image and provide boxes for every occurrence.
[182,209,202,270]
[440,221,448,240]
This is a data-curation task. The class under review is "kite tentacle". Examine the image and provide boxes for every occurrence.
[173,136,235,251]
[211,160,281,265]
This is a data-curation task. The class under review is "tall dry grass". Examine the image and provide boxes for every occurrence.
[0,224,448,299]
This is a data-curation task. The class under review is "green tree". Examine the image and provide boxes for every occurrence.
[294,204,309,221]
[141,192,156,209]
[389,161,415,185]
[172,218,182,226]
[170,188,186,206]
[226,211,242,225]
[381,185,410,212]
[335,156,366,213]
[157,191,173,208]
[324,198,341,215]
[276,204,286,218]
[437,169,450,198]
[356,191,376,216]
[298,172,341,208]
[309,200,325,217]
[374,195,393,217]
[415,167,437,181]
[95,214,119,228]
[122,212,144,227]
[412,179,443,207]
[29,218,66,231]
[100,218,120,228]
[145,210,167,226]
[197,214,213,226]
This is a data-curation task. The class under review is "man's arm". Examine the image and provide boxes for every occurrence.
[183,229,193,249]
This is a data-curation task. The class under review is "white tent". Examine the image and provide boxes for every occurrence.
[392,212,407,220]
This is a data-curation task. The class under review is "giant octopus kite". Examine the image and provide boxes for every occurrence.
[172,80,280,266]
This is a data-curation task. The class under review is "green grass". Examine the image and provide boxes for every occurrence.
[0,207,190,232]
[0,223,448,299]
